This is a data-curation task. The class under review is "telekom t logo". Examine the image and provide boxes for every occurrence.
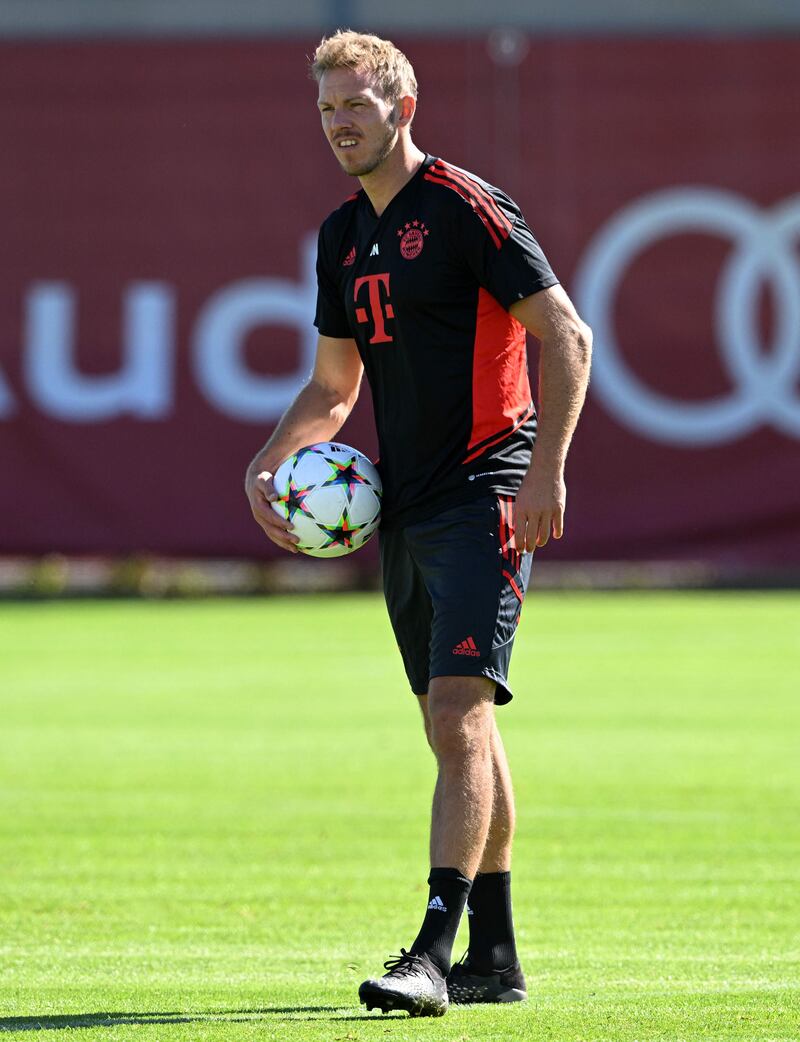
[354,273,394,344]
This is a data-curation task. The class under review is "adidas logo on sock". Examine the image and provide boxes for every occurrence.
[452,636,480,657]
[466,903,474,916]
[427,895,447,912]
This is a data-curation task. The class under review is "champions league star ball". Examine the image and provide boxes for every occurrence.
[271,442,382,558]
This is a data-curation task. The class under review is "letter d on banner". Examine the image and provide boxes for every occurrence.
[192,234,317,422]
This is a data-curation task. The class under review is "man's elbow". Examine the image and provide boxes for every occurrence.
[338,377,362,417]
[557,317,592,369]
[333,395,357,427]
[576,320,593,368]
[346,378,363,413]
[308,375,361,416]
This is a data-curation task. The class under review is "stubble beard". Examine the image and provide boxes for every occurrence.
[341,118,398,178]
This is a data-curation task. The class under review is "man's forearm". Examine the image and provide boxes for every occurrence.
[512,319,591,551]
[528,320,592,478]
[247,379,354,477]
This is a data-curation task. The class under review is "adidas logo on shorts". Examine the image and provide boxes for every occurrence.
[452,636,480,657]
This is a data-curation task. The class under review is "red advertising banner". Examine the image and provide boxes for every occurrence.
[1,36,799,564]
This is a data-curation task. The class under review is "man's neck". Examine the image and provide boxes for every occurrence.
[359,143,427,217]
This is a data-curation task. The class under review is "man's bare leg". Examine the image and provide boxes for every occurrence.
[479,722,515,871]
[417,685,526,999]
[417,690,515,873]
[426,675,496,877]
[361,676,495,1016]
[371,674,493,992]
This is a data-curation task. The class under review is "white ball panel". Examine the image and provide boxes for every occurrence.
[352,516,380,548]
[302,540,355,559]
[272,457,294,497]
[305,485,348,525]
[291,449,336,488]
[347,485,381,526]
[355,457,382,493]
[289,512,329,551]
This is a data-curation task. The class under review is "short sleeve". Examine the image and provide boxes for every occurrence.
[460,191,559,311]
[314,224,352,338]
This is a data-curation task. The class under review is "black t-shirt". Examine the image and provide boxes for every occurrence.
[314,154,558,528]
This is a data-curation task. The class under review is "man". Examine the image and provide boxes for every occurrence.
[245,30,592,1018]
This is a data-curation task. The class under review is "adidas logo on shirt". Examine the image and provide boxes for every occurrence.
[370,243,380,256]
[452,636,480,657]
[427,895,447,912]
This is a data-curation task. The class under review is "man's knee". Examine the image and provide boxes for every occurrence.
[427,676,494,763]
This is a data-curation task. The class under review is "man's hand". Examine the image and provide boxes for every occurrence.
[514,468,566,553]
[242,334,363,554]
[245,466,300,554]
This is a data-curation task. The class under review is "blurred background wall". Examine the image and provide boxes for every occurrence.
[3,1,800,34]
[1,1,799,576]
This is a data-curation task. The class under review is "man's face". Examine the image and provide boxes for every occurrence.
[317,68,399,178]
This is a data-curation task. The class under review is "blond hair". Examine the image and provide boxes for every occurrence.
[310,30,418,102]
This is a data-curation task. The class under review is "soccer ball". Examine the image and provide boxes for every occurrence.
[271,442,382,558]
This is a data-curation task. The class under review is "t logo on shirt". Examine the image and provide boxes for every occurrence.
[354,273,395,344]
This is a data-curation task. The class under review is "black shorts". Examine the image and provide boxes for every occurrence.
[379,494,532,705]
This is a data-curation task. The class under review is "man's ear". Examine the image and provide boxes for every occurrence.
[396,95,416,127]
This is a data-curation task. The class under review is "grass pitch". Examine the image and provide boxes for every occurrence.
[0,591,798,1041]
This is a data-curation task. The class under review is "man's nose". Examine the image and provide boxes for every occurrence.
[330,108,352,132]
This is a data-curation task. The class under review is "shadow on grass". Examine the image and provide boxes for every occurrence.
[0,1007,402,1032]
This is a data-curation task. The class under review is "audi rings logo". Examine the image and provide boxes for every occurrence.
[574,188,800,445]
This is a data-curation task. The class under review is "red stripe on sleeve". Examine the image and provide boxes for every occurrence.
[432,161,513,238]
[423,172,503,249]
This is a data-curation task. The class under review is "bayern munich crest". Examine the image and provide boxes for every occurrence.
[397,220,429,259]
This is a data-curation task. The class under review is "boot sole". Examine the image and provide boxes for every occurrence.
[448,985,528,1004]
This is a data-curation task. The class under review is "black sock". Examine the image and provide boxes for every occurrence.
[410,867,472,975]
[466,870,518,971]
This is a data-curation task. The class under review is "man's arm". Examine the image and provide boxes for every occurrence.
[509,284,592,553]
[244,334,364,552]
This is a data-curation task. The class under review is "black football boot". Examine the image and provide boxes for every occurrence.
[446,955,527,1003]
